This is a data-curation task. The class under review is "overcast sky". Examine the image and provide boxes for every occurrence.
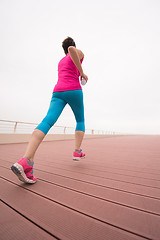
[0,0,160,134]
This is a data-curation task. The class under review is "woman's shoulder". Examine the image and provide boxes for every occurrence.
[68,46,84,60]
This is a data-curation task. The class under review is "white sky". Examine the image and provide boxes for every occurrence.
[0,0,160,134]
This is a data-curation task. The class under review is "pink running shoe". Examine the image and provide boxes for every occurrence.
[11,157,37,184]
[73,149,85,161]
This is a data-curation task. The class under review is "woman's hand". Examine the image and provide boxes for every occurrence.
[80,72,88,82]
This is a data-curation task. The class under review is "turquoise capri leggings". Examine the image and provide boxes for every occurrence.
[35,89,85,135]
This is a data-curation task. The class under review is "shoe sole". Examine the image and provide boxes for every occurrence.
[11,163,36,184]
[73,156,85,161]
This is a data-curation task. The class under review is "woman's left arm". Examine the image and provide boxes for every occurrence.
[68,46,88,81]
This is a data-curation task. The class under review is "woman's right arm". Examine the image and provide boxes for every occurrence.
[68,46,88,81]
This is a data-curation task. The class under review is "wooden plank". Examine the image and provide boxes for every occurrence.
[1,157,160,190]
[2,156,160,175]
[0,201,55,240]
[33,162,160,188]
[1,165,160,216]
[35,159,160,181]
[35,170,160,215]
[33,165,160,200]
[2,156,160,181]
[0,135,160,172]
[1,159,160,200]
[0,179,144,240]
[1,168,160,239]
[1,135,160,240]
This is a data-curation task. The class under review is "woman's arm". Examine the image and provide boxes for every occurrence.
[68,46,88,81]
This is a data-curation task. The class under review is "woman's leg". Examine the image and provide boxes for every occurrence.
[23,129,45,162]
[75,131,85,151]
[23,94,67,162]
[66,90,85,151]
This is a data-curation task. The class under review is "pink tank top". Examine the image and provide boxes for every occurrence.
[53,54,84,92]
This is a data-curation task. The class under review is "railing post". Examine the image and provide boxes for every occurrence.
[14,122,18,133]
[0,120,124,135]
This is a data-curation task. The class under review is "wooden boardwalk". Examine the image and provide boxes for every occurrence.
[0,135,160,240]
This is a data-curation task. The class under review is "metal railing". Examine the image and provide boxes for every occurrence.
[0,120,122,135]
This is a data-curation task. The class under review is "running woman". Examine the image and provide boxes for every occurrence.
[11,37,88,184]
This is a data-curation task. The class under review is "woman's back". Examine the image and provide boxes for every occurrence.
[53,54,84,92]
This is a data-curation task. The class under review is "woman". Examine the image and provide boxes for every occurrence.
[11,37,88,184]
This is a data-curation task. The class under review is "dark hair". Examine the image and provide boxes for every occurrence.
[62,37,76,55]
